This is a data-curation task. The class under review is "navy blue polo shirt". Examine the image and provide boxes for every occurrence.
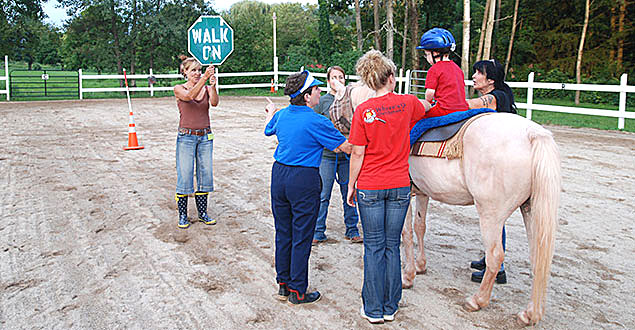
[265,104,346,167]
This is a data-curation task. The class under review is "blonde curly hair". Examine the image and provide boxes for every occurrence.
[355,50,396,91]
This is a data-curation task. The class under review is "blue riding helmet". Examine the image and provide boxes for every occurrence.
[416,28,456,52]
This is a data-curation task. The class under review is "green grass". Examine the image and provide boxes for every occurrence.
[514,96,635,132]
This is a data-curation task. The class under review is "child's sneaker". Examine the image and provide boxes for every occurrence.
[277,283,290,301]
[287,289,321,305]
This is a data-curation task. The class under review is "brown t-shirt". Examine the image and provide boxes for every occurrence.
[177,86,210,129]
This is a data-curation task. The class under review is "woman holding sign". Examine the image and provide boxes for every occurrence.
[173,55,219,229]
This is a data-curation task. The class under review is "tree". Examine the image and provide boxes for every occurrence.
[318,0,335,62]
[617,0,625,70]
[504,0,520,76]
[34,24,62,66]
[401,0,408,71]
[475,0,490,63]
[461,0,470,77]
[482,0,496,60]
[386,0,394,59]
[355,0,362,50]
[5,0,47,69]
[575,0,590,104]
[373,0,381,50]
[409,0,419,92]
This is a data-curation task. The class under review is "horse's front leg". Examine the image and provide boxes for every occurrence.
[413,192,429,274]
[465,217,505,312]
[401,196,416,289]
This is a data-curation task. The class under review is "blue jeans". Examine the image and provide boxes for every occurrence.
[357,186,410,318]
[314,155,360,241]
[176,132,214,194]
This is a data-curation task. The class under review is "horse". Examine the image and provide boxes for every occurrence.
[348,89,561,326]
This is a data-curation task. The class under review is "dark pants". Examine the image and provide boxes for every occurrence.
[271,161,321,294]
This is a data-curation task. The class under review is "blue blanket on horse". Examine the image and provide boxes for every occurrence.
[409,108,496,146]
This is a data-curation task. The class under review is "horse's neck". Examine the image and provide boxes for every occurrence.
[351,85,375,110]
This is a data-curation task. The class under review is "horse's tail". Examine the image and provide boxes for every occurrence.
[526,126,561,323]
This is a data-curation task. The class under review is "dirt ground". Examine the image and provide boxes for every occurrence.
[1,96,634,329]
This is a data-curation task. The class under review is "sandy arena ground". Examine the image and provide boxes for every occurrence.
[1,96,634,329]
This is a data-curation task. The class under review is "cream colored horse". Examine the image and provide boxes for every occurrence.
[349,88,561,326]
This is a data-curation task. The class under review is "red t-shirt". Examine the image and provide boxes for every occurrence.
[349,93,427,190]
[425,61,469,113]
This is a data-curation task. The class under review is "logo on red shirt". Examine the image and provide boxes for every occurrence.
[362,109,386,124]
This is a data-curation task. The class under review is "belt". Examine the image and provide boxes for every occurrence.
[179,127,211,136]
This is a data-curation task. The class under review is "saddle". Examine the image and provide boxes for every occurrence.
[411,113,494,159]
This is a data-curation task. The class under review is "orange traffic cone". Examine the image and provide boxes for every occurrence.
[124,117,144,150]
[123,68,144,150]
[270,79,275,93]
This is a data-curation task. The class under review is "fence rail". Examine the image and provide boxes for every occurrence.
[78,67,409,98]
[2,55,633,130]
[408,69,633,130]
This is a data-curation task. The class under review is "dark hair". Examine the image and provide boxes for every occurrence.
[473,59,517,113]
[327,66,345,80]
[428,47,451,55]
[284,72,313,105]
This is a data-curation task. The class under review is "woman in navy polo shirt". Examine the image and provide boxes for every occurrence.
[264,70,352,305]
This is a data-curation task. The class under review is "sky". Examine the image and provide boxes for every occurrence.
[43,0,319,27]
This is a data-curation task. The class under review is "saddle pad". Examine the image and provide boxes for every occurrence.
[410,112,494,159]
[417,118,470,142]
[411,134,460,158]
[410,108,496,146]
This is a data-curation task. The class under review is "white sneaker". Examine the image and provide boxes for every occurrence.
[360,306,384,324]
[384,309,399,322]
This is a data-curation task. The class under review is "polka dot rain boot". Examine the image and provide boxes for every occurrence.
[195,191,216,225]
[176,193,190,229]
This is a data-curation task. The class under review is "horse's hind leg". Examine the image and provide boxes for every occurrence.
[402,195,416,289]
[465,216,506,312]
[413,192,429,274]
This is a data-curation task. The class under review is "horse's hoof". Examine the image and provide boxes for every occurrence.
[464,297,481,312]
[402,282,413,289]
[416,268,427,275]
[516,311,537,326]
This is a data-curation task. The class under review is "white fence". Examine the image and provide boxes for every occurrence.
[0,56,8,101]
[78,67,410,98]
[2,54,633,130]
[406,69,635,130]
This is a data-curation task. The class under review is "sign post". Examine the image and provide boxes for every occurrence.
[188,16,234,65]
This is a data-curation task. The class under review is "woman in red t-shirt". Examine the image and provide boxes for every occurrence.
[346,50,430,324]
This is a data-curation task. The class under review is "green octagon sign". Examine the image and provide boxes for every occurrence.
[188,16,234,65]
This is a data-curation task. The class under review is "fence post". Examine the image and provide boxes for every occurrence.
[5,55,9,101]
[526,72,534,120]
[405,69,411,95]
[215,67,219,94]
[618,73,627,130]
[274,56,279,91]
[398,68,403,94]
[78,69,83,100]
[149,68,154,97]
